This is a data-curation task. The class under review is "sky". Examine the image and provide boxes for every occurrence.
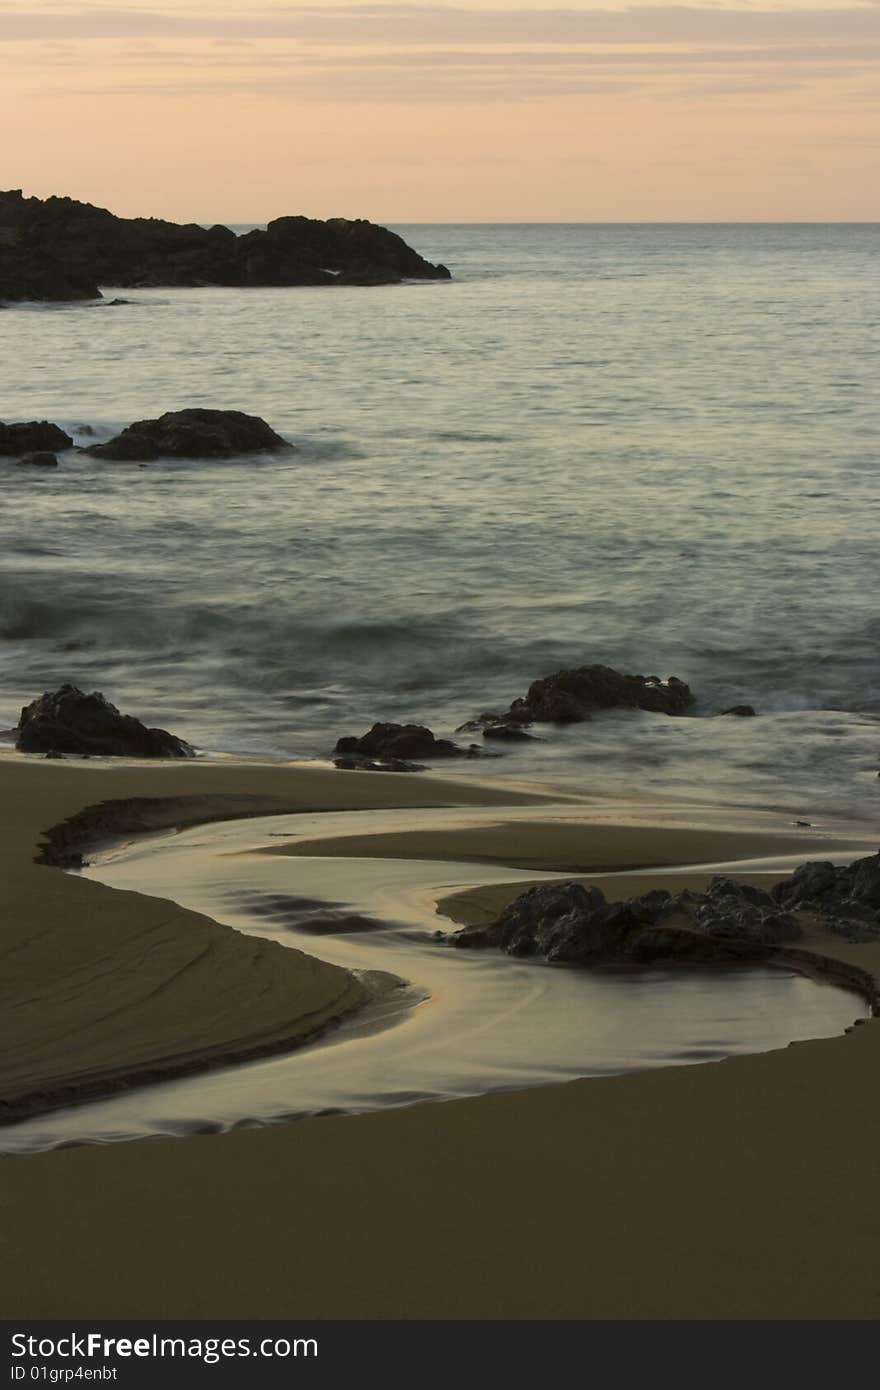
[1,2,878,221]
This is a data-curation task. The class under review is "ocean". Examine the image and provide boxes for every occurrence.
[1,223,878,819]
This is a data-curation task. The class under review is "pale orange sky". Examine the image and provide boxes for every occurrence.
[2,2,878,221]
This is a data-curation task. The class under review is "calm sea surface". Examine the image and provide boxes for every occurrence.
[1,224,878,818]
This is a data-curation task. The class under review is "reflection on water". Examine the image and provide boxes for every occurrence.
[1,806,868,1154]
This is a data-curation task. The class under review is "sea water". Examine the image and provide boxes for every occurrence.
[1,224,878,818]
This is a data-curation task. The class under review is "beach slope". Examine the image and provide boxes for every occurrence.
[1,757,879,1319]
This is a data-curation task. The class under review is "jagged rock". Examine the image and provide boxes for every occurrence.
[772,852,880,935]
[450,858,880,969]
[16,684,194,758]
[719,705,757,717]
[775,861,839,905]
[497,664,694,727]
[823,917,880,943]
[15,451,59,468]
[0,189,451,302]
[0,421,73,455]
[451,879,778,965]
[335,722,471,761]
[85,409,293,461]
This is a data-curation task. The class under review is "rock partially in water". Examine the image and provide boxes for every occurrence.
[482,723,537,742]
[719,705,757,717]
[0,421,73,455]
[85,409,293,462]
[450,874,802,965]
[15,451,59,468]
[333,755,426,774]
[0,188,451,301]
[16,684,195,758]
[499,664,694,726]
[335,722,472,761]
[0,235,100,302]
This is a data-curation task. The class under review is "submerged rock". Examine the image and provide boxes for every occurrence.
[15,451,59,468]
[719,705,757,717]
[335,722,474,762]
[85,409,293,461]
[16,685,194,758]
[491,664,694,727]
[0,421,73,455]
[333,755,425,774]
[481,723,537,742]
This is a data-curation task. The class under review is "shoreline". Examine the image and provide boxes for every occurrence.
[3,752,880,1318]
[3,756,877,1123]
[0,756,549,1124]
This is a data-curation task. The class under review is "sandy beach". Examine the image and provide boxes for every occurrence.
[1,753,879,1318]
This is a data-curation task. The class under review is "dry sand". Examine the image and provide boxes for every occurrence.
[1,754,879,1319]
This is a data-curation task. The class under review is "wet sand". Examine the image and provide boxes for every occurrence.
[1,754,879,1318]
[0,756,546,1120]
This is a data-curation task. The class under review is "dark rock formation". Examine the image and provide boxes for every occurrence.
[0,189,451,302]
[450,872,806,961]
[16,685,194,758]
[15,451,59,468]
[450,854,880,965]
[771,851,880,939]
[0,220,100,301]
[498,664,694,726]
[335,722,468,762]
[85,409,292,461]
[449,874,803,966]
[0,421,73,455]
[720,705,757,717]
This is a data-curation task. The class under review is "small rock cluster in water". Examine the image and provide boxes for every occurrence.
[334,720,491,771]
[446,852,880,964]
[336,666,700,769]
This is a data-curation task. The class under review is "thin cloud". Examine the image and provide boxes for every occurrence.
[2,6,880,46]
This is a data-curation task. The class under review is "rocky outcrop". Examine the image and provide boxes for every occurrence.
[449,875,802,965]
[449,854,880,964]
[16,685,194,758]
[333,756,425,774]
[481,723,537,742]
[85,409,293,461]
[450,872,806,961]
[0,237,100,302]
[467,665,694,731]
[335,722,470,763]
[772,852,880,941]
[0,421,73,455]
[0,189,451,302]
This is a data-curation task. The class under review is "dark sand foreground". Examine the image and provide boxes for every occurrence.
[1,756,879,1319]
